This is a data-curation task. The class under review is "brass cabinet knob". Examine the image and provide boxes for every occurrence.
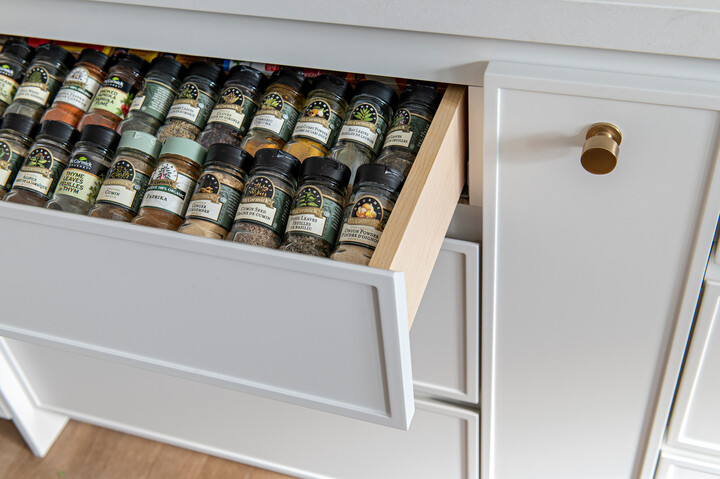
[581,122,622,175]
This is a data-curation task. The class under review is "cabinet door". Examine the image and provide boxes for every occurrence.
[483,62,720,479]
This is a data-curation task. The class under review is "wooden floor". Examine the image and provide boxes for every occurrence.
[0,419,298,479]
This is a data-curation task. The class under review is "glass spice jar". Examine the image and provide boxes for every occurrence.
[40,48,112,128]
[0,40,35,117]
[375,84,442,179]
[88,130,162,222]
[178,143,254,239]
[45,125,121,214]
[4,120,79,207]
[0,114,39,199]
[131,137,207,230]
[226,148,300,248]
[239,68,308,157]
[155,61,225,143]
[279,157,350,257]
[196,65,268,149]
[4,43,75,122]
[329,80,398,183]
[76,53,149,132]
[282,74,353,162]
[117,56,186,136]
[330,163,404,265]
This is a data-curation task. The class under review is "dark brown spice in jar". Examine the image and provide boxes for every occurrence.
[0,114,39,198]
[226,148,300,248]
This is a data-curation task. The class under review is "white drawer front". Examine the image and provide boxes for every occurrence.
[657,456,720,479]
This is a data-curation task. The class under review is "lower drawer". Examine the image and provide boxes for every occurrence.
[6,339,480,479]
[656,456,720,479]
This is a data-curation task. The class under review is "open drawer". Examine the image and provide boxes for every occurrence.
[0,85,467,430]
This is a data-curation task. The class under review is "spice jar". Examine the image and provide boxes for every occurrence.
[45,125,121,214]
[4,43,75,122]
[4,120,79,207]
[0,40,34,117]
[226,148,300,248]
[239,68,308,156]
[178,143,254,239]
[117,56,186,136]
[131,137,207,230]
[279,157,350,257]
[40,48,112,128]
[196,65,267,149]
[88,131,162,222]
[76,53,149,132]
[0,114,39,198]
[330,163,404,265]
[282,74,352,162]
[155,61,225,143]
[375,84,442,179]
[329,80,398,183]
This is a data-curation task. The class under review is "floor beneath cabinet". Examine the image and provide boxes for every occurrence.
[0,419,298,478]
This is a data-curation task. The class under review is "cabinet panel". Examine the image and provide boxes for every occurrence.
[483,62,720,479]
[657,456,720,479]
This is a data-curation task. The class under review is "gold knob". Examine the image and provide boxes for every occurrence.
[581,123,622,175]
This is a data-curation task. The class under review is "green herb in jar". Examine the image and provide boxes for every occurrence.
[0,114,39,198]
[0,40,34,117]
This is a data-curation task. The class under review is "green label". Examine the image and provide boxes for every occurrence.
[13,146,66,198]
[336,195,392,249]
[129,79,178,121]
[291,98,343,148]
[249,92,300,141]
[337,102,389,155]
[89,76,136,119]
[234,175,292,234]
[14,66,62,107]
[382,108,433,154]
[139,162,196,217]
[166,82,216,129]
[206,86,258,136]
[0,63,20,104]
[0,141,26,190]
[96,160,150,213]
[54,153,109,203]
[185,173,244,229]
[285,185,344,244]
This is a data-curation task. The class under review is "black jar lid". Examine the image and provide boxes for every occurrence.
[77,48,111,71]
[187,61,226,86]
[205,143,254,173]
[354,163,404,191]
[400,83,442,111]
[149,55,186,80]
[34,43,76,70]
[269,68,309,96]
[309,74,353,103]
[1,40,33,62]
[253,148,301,179]
[112,52,150,76]
[79,124,121,151]
[227,65,268,92]
[354,80,399,110]
[37,120,79,145]
[1,114,38,138]
[300,156,350,187]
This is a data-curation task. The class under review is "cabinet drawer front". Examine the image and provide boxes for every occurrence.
[657,456,720,479]
[483,62,720,479]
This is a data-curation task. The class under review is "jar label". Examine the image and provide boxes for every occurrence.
[337,103,389,155]
[13,147,62,197]
[249,92,300,141]
[0,63,20,105]
[0,141,27,190]
[129,79,178,121]
[234,176,292,234]
[166,82,216,128]
[382,109,432,154]
[96,160,149,213]
[292,99,343,148]
[336,196,392,249]
[54,153,109,203]
[139,162,196,217]
[286,185,344,243]
[186,173,243,229]
[206,86,258,134]
[89,76,136,119]
[14,66,61,107]
[52,67,102,112]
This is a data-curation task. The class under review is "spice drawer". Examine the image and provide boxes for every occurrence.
[0,85,467,431]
